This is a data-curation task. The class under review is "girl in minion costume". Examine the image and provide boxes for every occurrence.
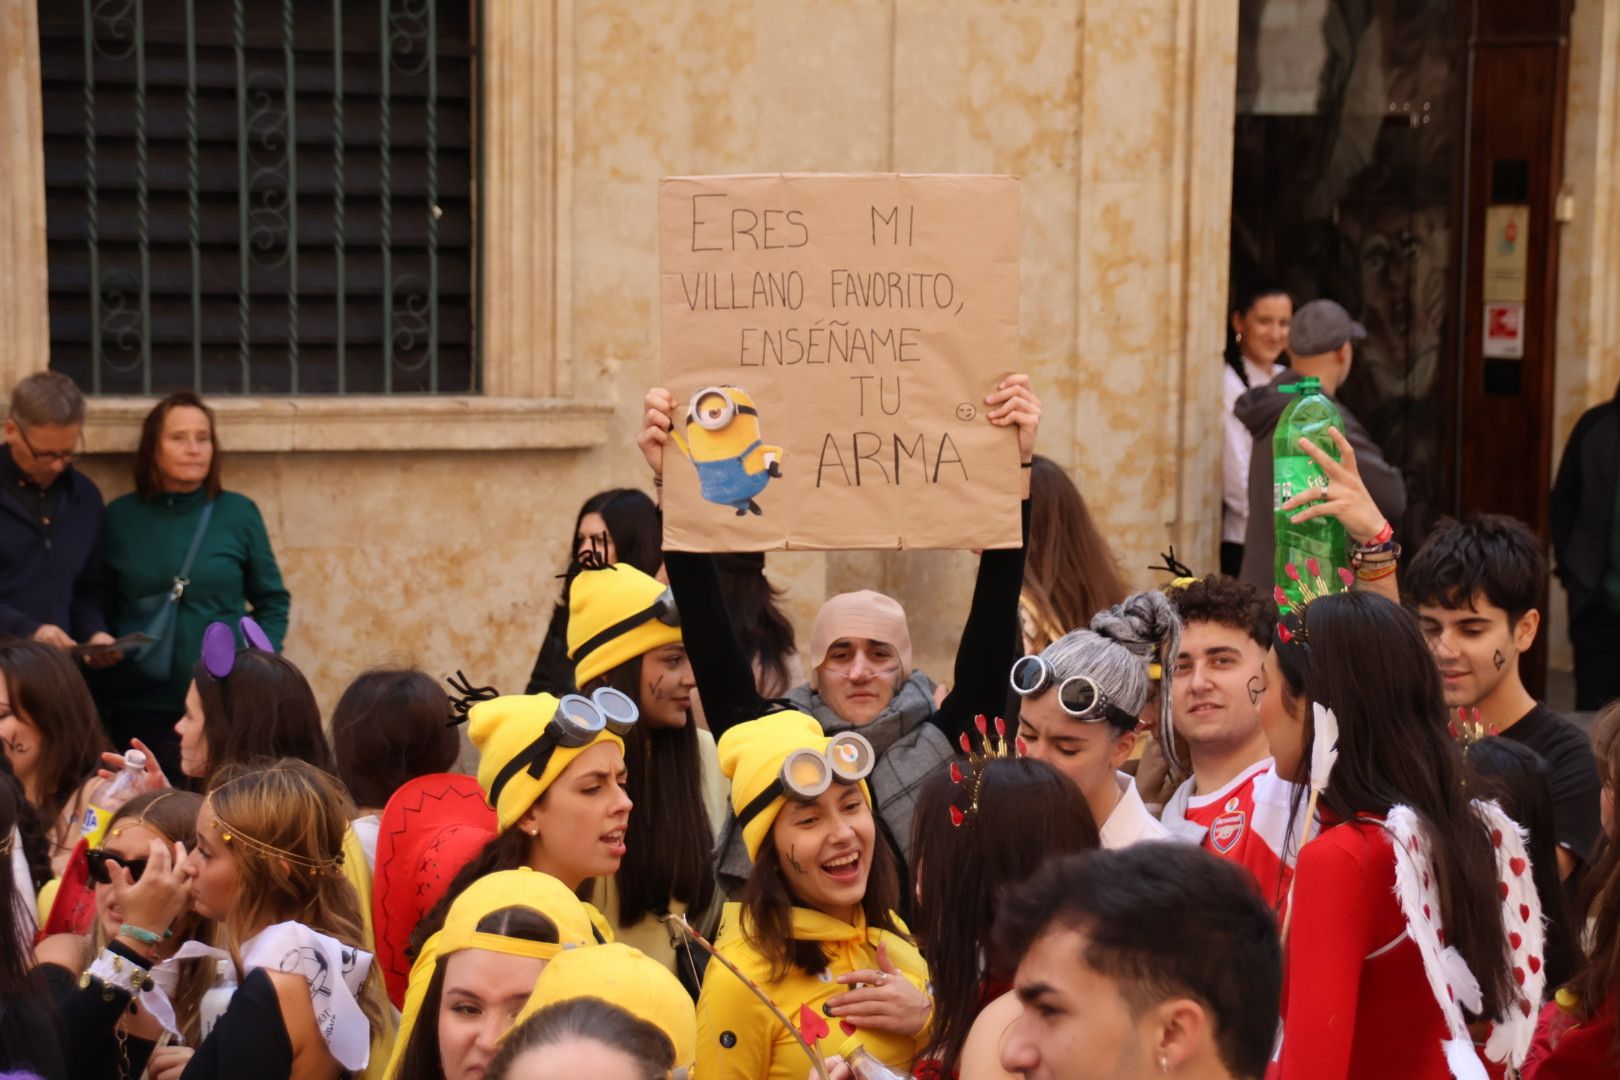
[498,942,698,1078]
[386,868,602,1080]
[566,562,728,981]
[698,713,932,1080]
[409,686,637,950]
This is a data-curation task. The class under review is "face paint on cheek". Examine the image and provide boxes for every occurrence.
[1493,650,1506,671]
[786,845,810,876]
[1247,676,1264,706]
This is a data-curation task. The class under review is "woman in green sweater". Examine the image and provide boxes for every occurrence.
[96,392,290,779]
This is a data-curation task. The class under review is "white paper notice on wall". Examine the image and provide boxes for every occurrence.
[657,173,1023,553]
[1483,302,1525,359]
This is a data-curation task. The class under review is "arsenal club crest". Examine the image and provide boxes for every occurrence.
[1210,796,1247,854]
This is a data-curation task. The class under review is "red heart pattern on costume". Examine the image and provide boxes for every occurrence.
[839,1020,857,1037]
[798,1004,830,1044]
[1513,967,1525,986]
[1491,829,1503,848]
[1509,932,1522,950]
[1528,956,1541,974]
[1509,857,1527,877]
[1519,903,1531,923]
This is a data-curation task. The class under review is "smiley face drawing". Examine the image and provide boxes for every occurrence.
[669,386,783,516]
[955,402,977,422]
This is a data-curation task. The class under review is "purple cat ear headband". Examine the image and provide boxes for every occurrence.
[201,617,275,678]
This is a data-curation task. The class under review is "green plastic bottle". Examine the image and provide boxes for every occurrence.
[1272,377,1349,608]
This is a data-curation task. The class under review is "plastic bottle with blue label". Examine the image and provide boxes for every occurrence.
[80,749,146,849]
[1272,376,1350,608]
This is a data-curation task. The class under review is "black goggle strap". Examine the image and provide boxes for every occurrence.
[487,728,566,810]
[736,777,787,832]
[1058,678,1138,729]
[567,593,680,663]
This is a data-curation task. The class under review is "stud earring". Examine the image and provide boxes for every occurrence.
[1159,1056,1169,1073]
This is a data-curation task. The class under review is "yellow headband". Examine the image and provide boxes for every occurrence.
[469,693,627,833]
[383,869,602,1080]
[508,942,697,1070]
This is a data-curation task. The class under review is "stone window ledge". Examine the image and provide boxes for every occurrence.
[81,396,615,454]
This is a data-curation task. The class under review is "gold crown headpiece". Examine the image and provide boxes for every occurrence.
[1273,559,1356,648]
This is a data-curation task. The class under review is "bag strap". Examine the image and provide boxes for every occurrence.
[175,500,216,582]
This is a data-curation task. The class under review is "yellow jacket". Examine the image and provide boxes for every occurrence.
[696,902,930,1080]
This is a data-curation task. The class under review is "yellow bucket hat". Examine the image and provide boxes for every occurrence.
[508,941,697,1071]
[717,712,876,862]
[469,692,630,833]
[568,564,683,687]
[383,868,601,1080]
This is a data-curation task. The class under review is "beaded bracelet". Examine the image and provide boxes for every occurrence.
[1356,561,1399,583]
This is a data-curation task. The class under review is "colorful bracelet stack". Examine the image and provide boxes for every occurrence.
[1350,521,1400,582]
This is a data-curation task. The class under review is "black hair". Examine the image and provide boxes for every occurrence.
[1465,737,1579,992]
[1403,514,1548,622]
[0,753,49,895]
[395,906,561,1080]
[1168,574,1276,651]
[488,997,676,1080]
[576,489,662,577]
[992,845,1281,1080]
[1271,592,1514,1022]
[192,649,333,780]
[0,770,35,1003]
[910,757,1100,1076]
[584,657,717,929]
[712,553,799,698]
[1223,280,1292,386]
[329,668,461,810]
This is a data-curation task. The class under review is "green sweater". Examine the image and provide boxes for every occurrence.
[98,487,290,712]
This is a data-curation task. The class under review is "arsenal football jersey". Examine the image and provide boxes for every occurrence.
[1161,758,1297,909]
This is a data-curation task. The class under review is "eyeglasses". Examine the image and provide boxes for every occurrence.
[87,849,147,886]
[737,732,876,829]
[15,425,79,465]
[1009,655,1139,728]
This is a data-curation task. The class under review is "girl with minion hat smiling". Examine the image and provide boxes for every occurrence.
[565,561,727,981]
[698,712,931,1080]
[491,941,697,1080]
[386,868,602,1080]
[409,685,637,950]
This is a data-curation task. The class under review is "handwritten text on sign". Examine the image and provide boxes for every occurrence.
[658,173,1021,553]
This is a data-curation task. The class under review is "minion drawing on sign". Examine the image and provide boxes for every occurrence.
[672,386,783,515]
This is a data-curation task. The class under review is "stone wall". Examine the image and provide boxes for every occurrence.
[9,0,1240,712]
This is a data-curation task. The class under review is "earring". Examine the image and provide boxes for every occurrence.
[1159,1056,1169,1073]
[1234,331,1242,343]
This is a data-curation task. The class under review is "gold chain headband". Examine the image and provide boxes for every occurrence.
[108,790,182,843]
[212,812,344,877]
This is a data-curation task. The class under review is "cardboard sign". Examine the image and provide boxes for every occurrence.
[658,173,1022,552]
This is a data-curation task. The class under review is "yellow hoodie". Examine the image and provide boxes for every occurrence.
[696,901,930,1080]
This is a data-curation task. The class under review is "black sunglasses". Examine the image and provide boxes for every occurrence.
[86,849,147,886]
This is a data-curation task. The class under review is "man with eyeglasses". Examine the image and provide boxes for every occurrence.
[0,372,115,661]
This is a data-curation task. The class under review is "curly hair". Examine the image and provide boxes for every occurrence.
[1167,574,1276,650]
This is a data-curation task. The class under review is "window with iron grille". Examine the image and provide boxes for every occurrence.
[38,0,476,396]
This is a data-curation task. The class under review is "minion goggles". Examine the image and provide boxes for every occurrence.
[487,688,640,807]
[686,387,757,431]
[736,732,877,830]
[568,587,680,663]
[1010,655,1138,729]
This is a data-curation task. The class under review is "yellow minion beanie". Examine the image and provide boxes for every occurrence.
[718,711,862,862]
[469,694,626,832]
[568,564,683,687]
[509,942,697,1071]
[384,868,601,1080]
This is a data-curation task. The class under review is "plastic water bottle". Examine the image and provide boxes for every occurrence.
[838,1041,909,1080]
[80,749,147,849]
[199,957,237,1039]
[1272,376,1349,608]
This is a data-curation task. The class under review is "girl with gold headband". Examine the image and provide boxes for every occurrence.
[698,713,932,1080]
[410,685,637,949]
[89,757,389,1079]
[386,869,602,1080]
[31,789,215,1080]
[492,941,697,1080]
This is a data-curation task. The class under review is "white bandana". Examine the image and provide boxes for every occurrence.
[145,921,374,1071]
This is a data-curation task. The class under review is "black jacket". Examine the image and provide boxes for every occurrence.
[0,465,108,639]
[1550,384,1620,618]
[1234,369,1407,589]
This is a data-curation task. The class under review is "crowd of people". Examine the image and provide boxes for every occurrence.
[0,307,1616,1080]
